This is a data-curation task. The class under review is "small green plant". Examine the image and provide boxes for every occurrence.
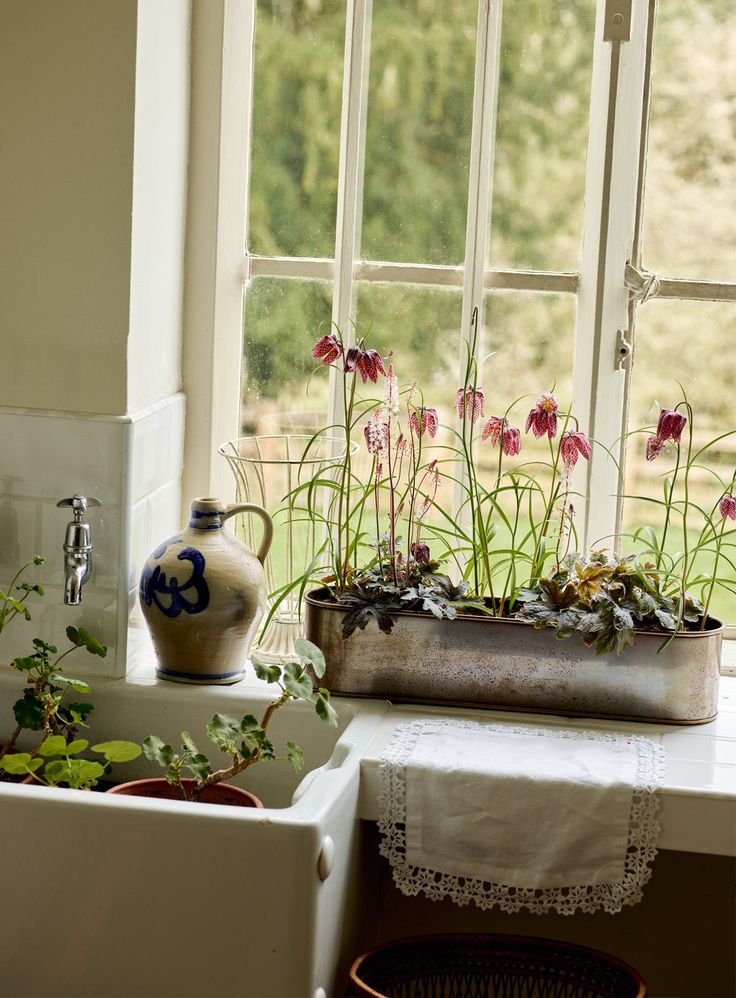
[0,625,108,766]
[0,555,45,632]
[142,639,337,802]
[0,734,141,789]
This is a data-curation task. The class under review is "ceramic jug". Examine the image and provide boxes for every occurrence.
[139,497,273,684]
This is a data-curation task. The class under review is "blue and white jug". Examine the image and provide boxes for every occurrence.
[139,497,273,684]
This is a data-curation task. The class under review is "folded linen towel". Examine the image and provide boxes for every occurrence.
[379,719,666,915]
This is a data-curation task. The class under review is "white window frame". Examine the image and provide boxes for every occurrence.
[184,0,736,611]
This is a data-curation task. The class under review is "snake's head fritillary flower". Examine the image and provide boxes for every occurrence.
[560,431,591,469]
[411,540,431,565]
[364,410,388,455]
[409,407,439,439]
[656,408,687,444]
[482,417,521,456]
[719,493,736,521]
[525,393,559,438]
[645,435,665,462]
[311,332,343,366]
[455,386,485,423]
[502,426,521,456]
[344,345,388,383]
[384,365,399,414]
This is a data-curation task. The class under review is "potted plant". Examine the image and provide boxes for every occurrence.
[0,556,140,785]
[107,639,337,807]
[279,316,727,723]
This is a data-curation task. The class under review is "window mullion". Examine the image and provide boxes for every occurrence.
[460,0,503,345]
[328,0,371,428]
[572,0,653,550]
[454,0,503,522]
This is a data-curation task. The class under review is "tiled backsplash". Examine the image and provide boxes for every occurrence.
[0,393,184,677]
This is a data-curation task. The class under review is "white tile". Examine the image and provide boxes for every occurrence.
[128,499,148,592]
[664,758,736,797]
[145,479,181,554]
[0,411,124,501]
[130,396,185,502]
[0,498,42,580]
[662,732,736,765]
[40,499,121,591]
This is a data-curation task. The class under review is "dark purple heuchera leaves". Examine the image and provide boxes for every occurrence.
[720,493,736,521]
[481,417,521,456]
[311,333,343,366]
[560,431,591,469]
[344,345,388,384]
[525,393,559,438]
[455,386,485,423]
[409,407,439,438]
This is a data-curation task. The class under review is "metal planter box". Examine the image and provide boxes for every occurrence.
[305,590,722,724]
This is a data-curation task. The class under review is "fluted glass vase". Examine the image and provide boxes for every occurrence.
[218,434,348,663]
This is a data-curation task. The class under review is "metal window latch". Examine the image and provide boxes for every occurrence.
[604,0,632,42]
[616,329,633,369]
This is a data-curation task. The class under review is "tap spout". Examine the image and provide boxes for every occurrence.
[57,495,100,606]
[63,550,91,606]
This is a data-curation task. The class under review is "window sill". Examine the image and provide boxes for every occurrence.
[357,678,736,857]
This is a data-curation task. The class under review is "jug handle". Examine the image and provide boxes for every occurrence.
[222,504,273,565]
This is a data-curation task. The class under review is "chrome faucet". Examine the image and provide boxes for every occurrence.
[56,496,101,605]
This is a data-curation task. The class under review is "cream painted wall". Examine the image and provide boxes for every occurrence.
[0,0,138,416]
[128,0,190,414]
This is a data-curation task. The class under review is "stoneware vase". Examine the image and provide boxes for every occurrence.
[139,497,273,684]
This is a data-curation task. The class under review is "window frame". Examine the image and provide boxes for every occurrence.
[185,0,736,633]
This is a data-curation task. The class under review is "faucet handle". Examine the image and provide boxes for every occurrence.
[57,495,102,518]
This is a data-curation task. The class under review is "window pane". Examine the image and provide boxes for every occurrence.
[478,292,579,564]
[643,2,736,281]
[355,282,464,409]
[623,299,736,623]
[249,1,345,258]
[490,0,595,272]
[360,0,477,265]
[241,278,333,433]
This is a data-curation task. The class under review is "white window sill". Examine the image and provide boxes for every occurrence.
[3,614,733,856]
[357,678,736,857]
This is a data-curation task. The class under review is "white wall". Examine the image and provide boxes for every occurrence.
[0,0,191,675]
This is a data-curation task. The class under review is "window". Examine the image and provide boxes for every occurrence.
[206,0,735,624]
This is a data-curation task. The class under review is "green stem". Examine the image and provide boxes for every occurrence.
[701,517,727,630]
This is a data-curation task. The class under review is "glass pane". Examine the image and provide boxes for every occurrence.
[241,278,333,433]
[490,0,595,272]
[643,1,736,281]
[360,0,477,265]
[478,291,579,571]
[623,299,736,623]
[249,1,345,258]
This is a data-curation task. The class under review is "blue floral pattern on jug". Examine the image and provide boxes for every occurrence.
[140,538,210,618]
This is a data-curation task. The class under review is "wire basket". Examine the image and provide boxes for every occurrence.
[218,433,351,663]
[348,934,647,998]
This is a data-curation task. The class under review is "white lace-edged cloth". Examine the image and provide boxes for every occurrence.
[378,719,667,916]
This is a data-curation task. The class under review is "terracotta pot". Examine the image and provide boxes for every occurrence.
[139,497,273,685]
[106,778,263,808]
[305,588,722,724]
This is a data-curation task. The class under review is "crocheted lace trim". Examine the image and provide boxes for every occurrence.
[378,719,667,916]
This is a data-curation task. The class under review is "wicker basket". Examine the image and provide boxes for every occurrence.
[348,934,647,998]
